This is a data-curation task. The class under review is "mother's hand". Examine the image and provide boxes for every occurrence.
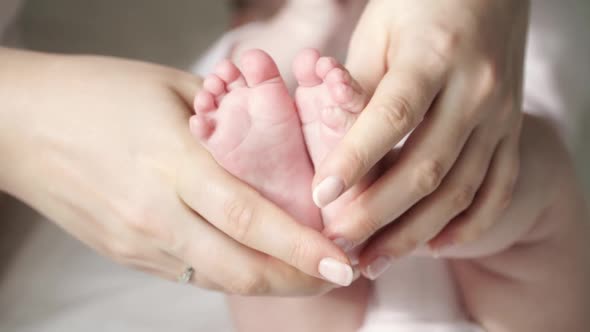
[313,0,529,269]
[0,49,351,295]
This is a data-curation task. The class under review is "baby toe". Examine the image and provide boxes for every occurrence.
[325,67,351,85]
[316,56,340,80]
[194,91,217,113]
[215,59,246,89]
[293,48,323,87]
[240,49,282,87]
[189,115,216,140]
[204,75,226,97]
[330,83,356,105]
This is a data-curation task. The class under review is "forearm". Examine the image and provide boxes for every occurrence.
[452,116,590,331]
[0,47,57,193]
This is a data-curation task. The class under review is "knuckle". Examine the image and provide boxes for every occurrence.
[400,235,420,253]
[459,224,484,244]
[108,242,140,262]
[223,196,257,242]
[118,203,163,238]
[477,61,500,100]
[413,160,446,196]
[344,146,372,176]
[498,182,516,211]
[376,97,416,137]
[390,234,420,256]
[429,27,462,63]
[500,94,520,122]
[452,185,477,211]
[355,200,383,236]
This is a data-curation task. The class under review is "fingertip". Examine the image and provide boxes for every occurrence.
[312,176,345,208]
[318,257,354,286]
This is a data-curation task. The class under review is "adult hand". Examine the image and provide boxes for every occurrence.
[0,48,352,295]
[313,0,529,266]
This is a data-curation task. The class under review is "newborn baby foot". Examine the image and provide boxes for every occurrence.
[191,49,321,230]
[293,48,370,228]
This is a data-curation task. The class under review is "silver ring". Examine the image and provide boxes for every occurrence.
[177,266,194,284]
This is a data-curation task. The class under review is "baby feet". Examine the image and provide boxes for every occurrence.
[293,48,367,168]
[190,48,369,233]
[190,49,321,230]
[293,48,370,228]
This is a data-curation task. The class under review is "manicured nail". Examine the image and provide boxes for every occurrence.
[319,258,354,286]
[348,246,361,265]
[332,237,353,252]
[352,266,361,281]
[364,256,391,280]
[313,176,344,208]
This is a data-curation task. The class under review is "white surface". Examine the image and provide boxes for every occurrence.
[359,258,483,332]
[0,198,233,332]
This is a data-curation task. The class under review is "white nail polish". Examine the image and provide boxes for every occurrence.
[313,176,344,208]
[364,256,391,280]
[319,258,354,287]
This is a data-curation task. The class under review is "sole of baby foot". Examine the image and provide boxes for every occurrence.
[191,49,322,230]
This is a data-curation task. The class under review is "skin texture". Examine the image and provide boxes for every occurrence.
[450,116,590,331]
[192,49,368,332]
[0,47,352,297]
[361,115,590,331]
[192,50,321,230]
[191,45,590,331]
[312,0,531,277]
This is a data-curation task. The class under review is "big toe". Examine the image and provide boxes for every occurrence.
[240,49,282,87]
[293,48,323,87]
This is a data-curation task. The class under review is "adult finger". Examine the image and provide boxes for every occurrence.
[357,127,499,279]
[344,3,389,95]
[176,148,354,287]
[134,250,224,292]
[429,127,521,249]
[322,77,478,247]
[170,205,334,296]
[312,46,447,208]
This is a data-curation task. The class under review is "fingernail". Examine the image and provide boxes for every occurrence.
[427,244,441,258]
[364,256,391,280]
[313,176,344,208]
[332,237,353,252]
[319,258,354,286]
[348,246,362,265]
[431,248,441,259]
[352,266,361,281]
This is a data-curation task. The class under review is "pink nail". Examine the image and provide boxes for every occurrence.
[313,176,344,208]
[364,256,391,280]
